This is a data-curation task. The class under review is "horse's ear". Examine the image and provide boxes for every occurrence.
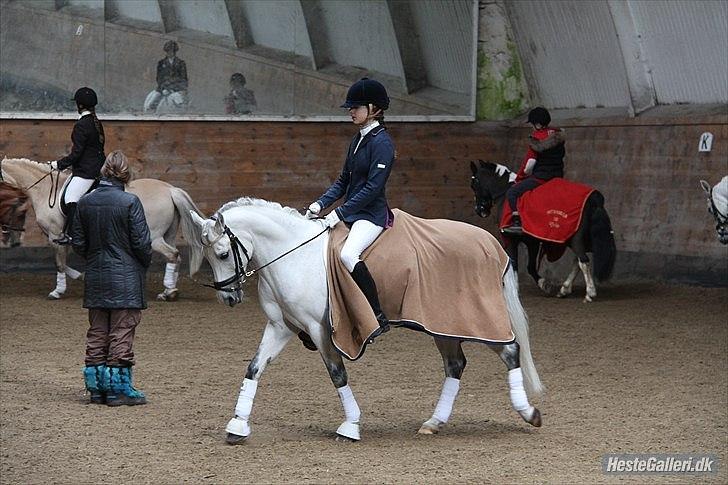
[190,211,206,228]
[479,160,487,168]
[700,180,711,194]
[214,212,225,234]
[470,161,478,175]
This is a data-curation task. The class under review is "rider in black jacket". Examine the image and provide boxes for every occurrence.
[51,86,105,245]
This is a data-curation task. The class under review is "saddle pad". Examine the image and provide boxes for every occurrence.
[500,178,595,244]
[326,209,515,360]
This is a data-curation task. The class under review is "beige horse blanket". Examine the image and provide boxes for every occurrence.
[326,209,515,360]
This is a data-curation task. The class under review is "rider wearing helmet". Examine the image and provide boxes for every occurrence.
[307,77,395,343]
[50,87,106,245]
[504,106,566,234]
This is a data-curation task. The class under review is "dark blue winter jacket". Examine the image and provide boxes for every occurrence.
[71,178,152,309]
[317,125,395,227]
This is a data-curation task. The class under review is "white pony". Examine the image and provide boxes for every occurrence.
[187,198,544,443]
[0,158,204,299]
[700,176,728,244]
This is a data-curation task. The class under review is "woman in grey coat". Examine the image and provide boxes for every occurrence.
[71,150,152,406]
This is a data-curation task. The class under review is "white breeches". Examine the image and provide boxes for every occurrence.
[63,176,95,204]
[340,219,383,272]
[144,90,187,113]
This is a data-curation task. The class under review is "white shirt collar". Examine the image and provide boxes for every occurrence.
[78,110,92,119]
[359,120,380,138]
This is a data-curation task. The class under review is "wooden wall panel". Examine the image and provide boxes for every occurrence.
[0,120,509,247]
[2,114,726,283]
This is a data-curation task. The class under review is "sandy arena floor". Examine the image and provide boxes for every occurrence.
[0,272,726,484]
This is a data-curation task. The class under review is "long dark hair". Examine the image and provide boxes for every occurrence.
[88,107,105,146]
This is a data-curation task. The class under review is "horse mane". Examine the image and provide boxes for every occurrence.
[2,157,52,176]
[217,197,305,220]
[477,160,516,183]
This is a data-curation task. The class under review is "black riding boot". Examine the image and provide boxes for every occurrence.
[350,261,390,341]
[502,211,523,235]
[53,202,76,245]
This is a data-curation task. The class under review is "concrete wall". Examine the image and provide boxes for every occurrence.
[2,112,726,284]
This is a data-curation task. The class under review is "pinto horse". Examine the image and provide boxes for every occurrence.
[184,198,544,444]
[470,160,616,302]
[0,157,205,300]
[0,182,29,248]
[700,176,728,245]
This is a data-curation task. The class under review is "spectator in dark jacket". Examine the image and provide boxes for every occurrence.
[305,78,394,344]
[143,40,189,113]
[71,150,152,407]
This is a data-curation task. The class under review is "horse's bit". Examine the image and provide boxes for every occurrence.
[202,218,328,292]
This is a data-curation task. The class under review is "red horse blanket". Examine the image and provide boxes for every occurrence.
[327,209,515,360]
[500,178,595,245]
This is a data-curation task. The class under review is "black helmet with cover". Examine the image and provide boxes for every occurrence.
[341,78,389,110]
[73,87,98,108]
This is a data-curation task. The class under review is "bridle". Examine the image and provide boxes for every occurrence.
[0,195,28,235]
[707,187,728,234]
[471,171,510,217]
[201,215,328,292]
[0,159,61,209]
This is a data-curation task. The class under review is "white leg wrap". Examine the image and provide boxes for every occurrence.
[55,272,67,293]
[234,378,258,421]
[337,385,361,423]
[508,368,535,418]
[163,262,179,289]
[432,377,460,423]
[65,266,82,280]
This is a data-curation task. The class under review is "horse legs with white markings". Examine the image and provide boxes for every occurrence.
[225,319,295,445]
[151,237,181,301]
[418,338,466,435]
[566,225,597,303]
[556,257,580,298]
[318,343,362,442]
[48,244,82,299]
[490,343,542,427]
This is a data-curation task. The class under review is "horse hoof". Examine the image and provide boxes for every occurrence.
[556,289,570,298]
[226,433,248,445]
[335,435,358,443]
[417,425,438,435]
[583,295,593,303]
[156,289,179,301]
[527,408,542,427]
[48,291,63,300]
[417,418,443,435]
[335,421,360,441]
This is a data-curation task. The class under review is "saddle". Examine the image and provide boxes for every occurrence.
[326,209,515,360]
[500,178,595,245]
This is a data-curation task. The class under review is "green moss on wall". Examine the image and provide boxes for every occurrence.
[476,41,528,120]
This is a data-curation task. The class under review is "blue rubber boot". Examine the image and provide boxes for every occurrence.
[83,364,107,404]
[107,366,146,406]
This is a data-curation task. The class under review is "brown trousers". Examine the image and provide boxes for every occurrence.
[86,309,141,367]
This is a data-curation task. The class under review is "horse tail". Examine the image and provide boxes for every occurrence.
[169,187,205,276]
[589,191,616,282]
[503,264,544,399]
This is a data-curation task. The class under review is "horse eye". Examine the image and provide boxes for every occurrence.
[219,251,229,260]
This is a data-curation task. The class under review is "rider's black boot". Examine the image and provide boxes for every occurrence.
[53,202,76,245]
[350,261,390,342]
[502,211,524,235]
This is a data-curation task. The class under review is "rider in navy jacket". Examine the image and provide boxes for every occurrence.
[317,124,394,227]
[307,78,394,343]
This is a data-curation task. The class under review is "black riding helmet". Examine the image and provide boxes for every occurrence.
[527,106,550,126]
[73,87,98,108]
[341,78,389,110]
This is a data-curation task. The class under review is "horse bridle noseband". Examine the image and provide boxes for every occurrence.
[202,216,328,292]
[708,187,728,231]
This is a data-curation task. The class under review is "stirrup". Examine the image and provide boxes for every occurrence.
[501,224,523,235]
[53,234,72,245]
